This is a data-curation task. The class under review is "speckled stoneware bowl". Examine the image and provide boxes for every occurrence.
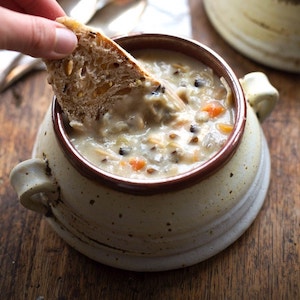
[203,0,300,73]
[10,34,279,271]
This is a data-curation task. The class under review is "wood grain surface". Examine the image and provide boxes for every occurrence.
[0,1,299,299]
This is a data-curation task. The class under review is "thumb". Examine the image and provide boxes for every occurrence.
[0,7,77,59]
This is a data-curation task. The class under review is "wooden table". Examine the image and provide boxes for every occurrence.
[1,1,299,299]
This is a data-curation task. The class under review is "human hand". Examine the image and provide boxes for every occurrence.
[0,0,78,59]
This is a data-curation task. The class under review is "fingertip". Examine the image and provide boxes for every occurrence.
[51,28,78,59]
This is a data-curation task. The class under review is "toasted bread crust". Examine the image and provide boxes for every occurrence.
[44,17,160,122]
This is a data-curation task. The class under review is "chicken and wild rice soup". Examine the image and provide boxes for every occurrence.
[68,49,235,179]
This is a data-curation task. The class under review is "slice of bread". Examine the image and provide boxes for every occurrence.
[44,17,162,122]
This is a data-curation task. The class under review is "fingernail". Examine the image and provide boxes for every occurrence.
[54,28,77,55]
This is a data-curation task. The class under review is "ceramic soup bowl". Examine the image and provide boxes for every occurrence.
[10,34,279,272]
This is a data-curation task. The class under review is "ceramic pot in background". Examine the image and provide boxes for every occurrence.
[10,34,279,271]
[203,0,300,73]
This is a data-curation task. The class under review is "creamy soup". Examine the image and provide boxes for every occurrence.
[68,49,235,179]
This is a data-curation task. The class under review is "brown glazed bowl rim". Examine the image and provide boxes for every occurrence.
[52,33,246,195]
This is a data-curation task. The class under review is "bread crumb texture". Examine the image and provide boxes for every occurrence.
[45,17,160,122]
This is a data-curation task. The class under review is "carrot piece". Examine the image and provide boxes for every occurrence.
[129,157,146,171]
[201,101,225,118]
[217,123,234,134]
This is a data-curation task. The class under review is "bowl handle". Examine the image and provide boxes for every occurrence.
[10,158,59,214]
[239,72,279,122]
